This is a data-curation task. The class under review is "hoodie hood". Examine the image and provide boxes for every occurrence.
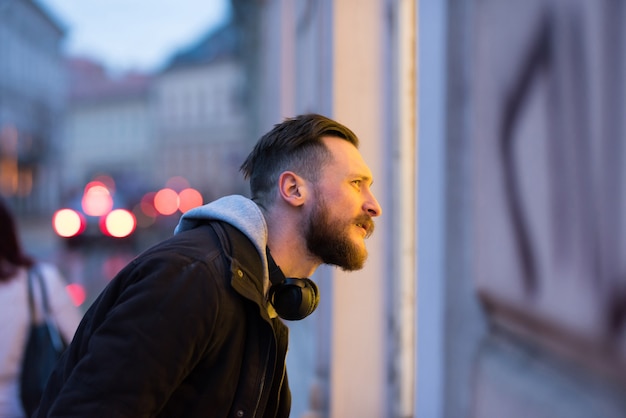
[174,195,270,294]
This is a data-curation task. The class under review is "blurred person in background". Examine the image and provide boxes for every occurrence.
[35,113,382,418]
[0,198,82,417]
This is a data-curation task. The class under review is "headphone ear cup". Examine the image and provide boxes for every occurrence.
[269,278,319,321]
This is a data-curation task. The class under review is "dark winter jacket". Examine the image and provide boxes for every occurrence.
[35,218,291,418]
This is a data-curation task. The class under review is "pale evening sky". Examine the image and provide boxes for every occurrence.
[36,0,230,73]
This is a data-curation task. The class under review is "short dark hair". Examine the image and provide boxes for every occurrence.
[240,113,359,207]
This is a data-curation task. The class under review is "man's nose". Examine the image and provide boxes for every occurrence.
[364,192,382,217]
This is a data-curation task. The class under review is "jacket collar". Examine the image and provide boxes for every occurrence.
[211,222,278,319]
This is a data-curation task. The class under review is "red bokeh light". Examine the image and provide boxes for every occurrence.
[65,283,86,307]
[100,209,136,238]
[165,176,190,192]
[52,209,85,238]
[82,181,113,216]
[178,188,203,213]
[154,188,179,215]
[91,174,116,193]
[140,191,158,217]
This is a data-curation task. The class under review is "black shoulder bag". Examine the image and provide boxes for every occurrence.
[20,266,67,417]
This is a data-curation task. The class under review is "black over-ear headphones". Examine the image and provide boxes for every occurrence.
[266,248,319,321]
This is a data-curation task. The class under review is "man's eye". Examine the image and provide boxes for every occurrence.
[352,180,362,187]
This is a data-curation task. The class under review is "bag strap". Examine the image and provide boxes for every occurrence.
[27,265,65,351]
[26,268,37,323]
[27,266,52,319]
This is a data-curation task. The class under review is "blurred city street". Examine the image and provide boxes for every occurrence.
[20,215,138,308]
[3,0,626,416]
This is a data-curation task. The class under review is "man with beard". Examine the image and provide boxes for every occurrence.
[35,113,382,418]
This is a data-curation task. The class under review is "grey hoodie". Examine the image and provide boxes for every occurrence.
[174,194,271,296]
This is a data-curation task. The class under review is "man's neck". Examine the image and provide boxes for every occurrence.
[264,212,319,278]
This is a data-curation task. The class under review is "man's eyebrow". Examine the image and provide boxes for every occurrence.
[352,173,373,185]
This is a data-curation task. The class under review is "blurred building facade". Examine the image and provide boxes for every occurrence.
[0,0,65,215]
[232,1,415,417]
[62,58,153,193]
[467,1,626,416]
[63,20,250,204]
[153,21,249,199]
[237,0,626,418]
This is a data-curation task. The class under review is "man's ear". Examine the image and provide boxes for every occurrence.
[277,171,306,207]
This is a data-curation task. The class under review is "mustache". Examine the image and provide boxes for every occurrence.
[356,214,375,238]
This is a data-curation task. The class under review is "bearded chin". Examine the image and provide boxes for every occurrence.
[305,201,368,271]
